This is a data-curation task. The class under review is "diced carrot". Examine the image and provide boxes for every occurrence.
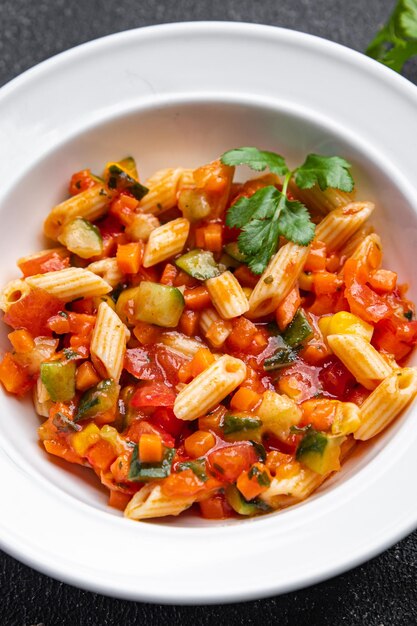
[68,312,96,335]
[110,453,131,483]
[265,451,301,479]
[162,469,204,497]
[368,269,397,293]
[226,316,257,351]
[189,347,215,378]
[108,490,132,511]
[195,227,206,248]
[326,254,341,273]
[173,270,199,288]
[313,271,343,295]
[233,265,259,288]
[47,314,71,334]
[0,352,33,395]
[94,410,117,426]
[75,361,101,391]
[160,263,178,285]
[133,321,161,344]
[184,286,212,310]
[302,342,330,364]
[230,387,261,412]
[300,398,337,431]
[178,309,199,337]
[184,430,216,458]
[199,494,231,519]
[87,439,118,471]
[116,242,144,274]
[236,463,271,500]
[203,223,223,252]
[7,329,35,353]
[139,433,163,463]
[304,241,327,272]
[110,193,139,225]
[43,439,85,465]
[70,298,95,315]
[275,287,301,331]
[178,361,193,383]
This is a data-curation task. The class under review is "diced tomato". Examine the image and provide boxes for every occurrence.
[162,469,204,497]
[18,250,70,277]
[0,352,34,395]
[208,443,257,482]
[319,356,356,400]
[226,317,258,351]
[199,493,234,519]
[372,318,417,361]
[130,381,176,408]
[125,345,187,387]
[125,418,175,448]
[4,289,65,337]
[152,407,185,437]
[87,439,118,472]
[69,169,97,195]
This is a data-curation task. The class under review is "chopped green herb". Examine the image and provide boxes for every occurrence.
[177,459,208,482]
[53,412,81,433]
[128,445,176,481]
[248,465,271,487]
[63,348,80,360]
[250,440,267,462]
[222,414,262,434]
[58,311,69,318]
[404,310,413,320]
[296,429,328,460]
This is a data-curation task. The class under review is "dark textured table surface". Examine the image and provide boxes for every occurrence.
[1,1,417,624]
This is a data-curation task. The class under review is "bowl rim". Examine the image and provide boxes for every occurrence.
[1,21,417,604]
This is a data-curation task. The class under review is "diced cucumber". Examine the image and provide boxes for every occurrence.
[282,309,313,348]
[296,430,344,475]
[175,249,220,280]
[118,156,138,180]
[225,485,270,516]
[224,242,247,263]
[105,161,148,200]
[115,286,141,326]
[128,445,175,481]
[59,218,103,259]
[134,281,185,327]
[40,360,76,402]
[219,252,241,269]
[75,378,119,422]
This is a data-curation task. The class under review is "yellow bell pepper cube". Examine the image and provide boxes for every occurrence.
[71,423,101,456]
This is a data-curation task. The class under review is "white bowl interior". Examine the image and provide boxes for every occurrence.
[1,98,417,526]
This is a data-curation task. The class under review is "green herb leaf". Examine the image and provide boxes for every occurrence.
[177,459,208,482]
[296,429,328,460]
[248,465,271,487]
[223,414,262,434]
[294,154,354,192]
[227,185,315,275]
[366,0,417,72]
[221,147,289,176]
[128,445,175,481]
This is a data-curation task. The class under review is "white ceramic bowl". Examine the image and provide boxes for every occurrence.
[1,23,417,604]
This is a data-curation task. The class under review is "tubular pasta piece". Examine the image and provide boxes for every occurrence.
[354,367,417,440]
[26,268,111,302]
[178,168,195,189]
[248,242,310,319]
[160,331,206,358]
[314,202,374,252]
[338,223,375,258]
[138,168,184,215]
[174,354,246,421]
[206,271,249,319]
[44,185,111,240]
[124,483,196,520]
[327,334,392,390]
[90,301,130,382]
[199,307,232,348]
[87,258,125,287]
[0,279,31,313]
[288,181,355,215]
[348,233,382,265]
[33,378,52,418]
[143,218,190,268]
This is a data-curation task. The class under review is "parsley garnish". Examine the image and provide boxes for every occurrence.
[366,0,417,72]
[221,147,354,274]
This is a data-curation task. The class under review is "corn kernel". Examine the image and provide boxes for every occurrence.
[320,311,373,342]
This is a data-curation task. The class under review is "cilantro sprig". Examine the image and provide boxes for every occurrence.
[366,0,417,72]
[221,147,354,274]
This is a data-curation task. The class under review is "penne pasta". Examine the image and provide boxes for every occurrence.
[338,223,375,258]
[143,217,190,267]
[199,307,233,347]
[138,168,184,215]
[289,181,355,215]
[125,483,196,520]
[87,258,125,288]
[90,301,130,382]
[349,233,382,266]
[0,279,31,312]
[205,271,249,319]
[248,242,310,318]
[124,213,160,242]
[174,354,246,420]
[354,368,417,440]
[314,201,374,252]
[327,334,392,389]
[44,184,111,240]
[26,267,111,301]
[160,331,206,358]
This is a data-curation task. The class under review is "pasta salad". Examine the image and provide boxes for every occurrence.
[1,148,416,521]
